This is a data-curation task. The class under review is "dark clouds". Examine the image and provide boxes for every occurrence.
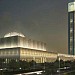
[0,0,68,54]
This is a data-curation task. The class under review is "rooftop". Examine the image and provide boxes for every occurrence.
[4,32,25,38]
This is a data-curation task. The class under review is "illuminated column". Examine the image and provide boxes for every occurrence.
[25,38,28,48]
[41,57,43,63]
[43,57,45,63]
[31,39,33,49]
[33,57,35,61]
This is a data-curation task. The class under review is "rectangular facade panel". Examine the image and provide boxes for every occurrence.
[0,36,18,49]
[0,48,20,59]
[18,37,46,51]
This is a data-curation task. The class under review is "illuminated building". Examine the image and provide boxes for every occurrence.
[68,0,75,55]
[0,32,57,63]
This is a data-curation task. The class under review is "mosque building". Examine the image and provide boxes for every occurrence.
[0,32,57,63]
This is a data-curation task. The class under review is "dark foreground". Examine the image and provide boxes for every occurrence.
[0,69,75,75]
[0,59,75,75]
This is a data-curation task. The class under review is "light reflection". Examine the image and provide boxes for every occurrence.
[4,32,25,37]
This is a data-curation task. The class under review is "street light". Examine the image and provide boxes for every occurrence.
[59,57,60,75]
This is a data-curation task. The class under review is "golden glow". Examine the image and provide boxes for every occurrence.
[1,32,46,51]
[0,41,46,51]
[1,32,75,63]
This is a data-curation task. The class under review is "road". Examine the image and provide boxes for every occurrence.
[14,70,43,75]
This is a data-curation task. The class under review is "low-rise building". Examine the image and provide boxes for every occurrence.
[0,32,57,63]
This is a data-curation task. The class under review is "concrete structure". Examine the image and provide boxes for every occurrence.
[0,32,57,63]
[68,0,75,55]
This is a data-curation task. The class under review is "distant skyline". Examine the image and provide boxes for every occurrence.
[0,0,68,54]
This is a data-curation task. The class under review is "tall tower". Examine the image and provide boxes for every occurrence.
[68,0,75,55]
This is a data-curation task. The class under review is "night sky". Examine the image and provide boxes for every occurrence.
[0,0,69,54]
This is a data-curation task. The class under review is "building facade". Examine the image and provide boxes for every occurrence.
[0,32,57,63]
[68,0,75,55]
[0,32,74,63]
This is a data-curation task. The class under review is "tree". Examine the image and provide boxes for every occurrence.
[19,60,29,69]
[29,60,36,69]
[8,59,20,70]
[0,58,5,69]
